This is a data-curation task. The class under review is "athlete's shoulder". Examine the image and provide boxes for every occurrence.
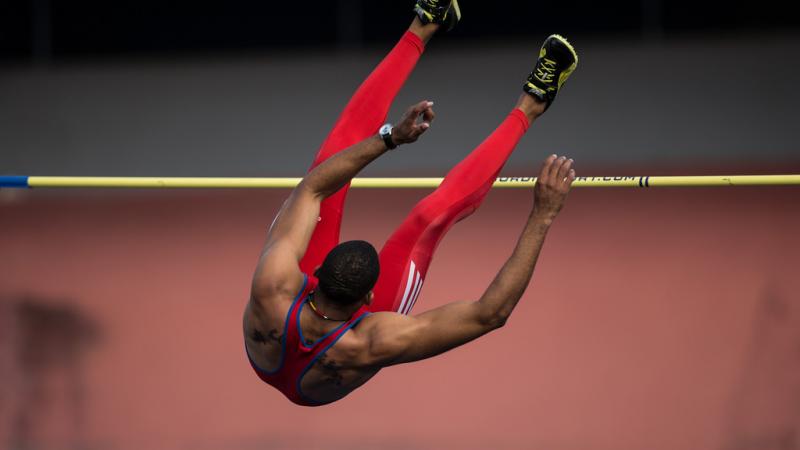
[252,240,307,299]
[348,311,417,367]
[252,267,307,304]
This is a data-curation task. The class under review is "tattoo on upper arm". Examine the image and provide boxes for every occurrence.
[251,328,284,345]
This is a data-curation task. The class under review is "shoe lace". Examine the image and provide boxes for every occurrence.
[534,58,558,86]
[418,0,448,15]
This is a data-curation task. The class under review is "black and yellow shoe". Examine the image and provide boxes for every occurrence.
[523,34,578,110]
[414,0,461,32]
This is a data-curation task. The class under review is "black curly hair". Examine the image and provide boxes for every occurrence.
[315,240,380,305]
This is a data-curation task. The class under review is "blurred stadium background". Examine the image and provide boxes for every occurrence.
[1,1,799,449]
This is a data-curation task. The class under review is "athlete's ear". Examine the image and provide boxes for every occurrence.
[364,291,374,306]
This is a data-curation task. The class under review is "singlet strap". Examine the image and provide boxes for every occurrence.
[296,301,356,350]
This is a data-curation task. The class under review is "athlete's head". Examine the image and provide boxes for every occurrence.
[315,240,380,305]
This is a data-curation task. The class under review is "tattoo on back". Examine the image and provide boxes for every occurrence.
[316,354,344,386]
[251,328,344,387]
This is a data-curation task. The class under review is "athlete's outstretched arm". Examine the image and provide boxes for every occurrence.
[363,155,576,366]
[252,101,435,296]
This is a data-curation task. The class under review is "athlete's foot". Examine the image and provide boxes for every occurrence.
[523,34,578,111]
[516,93,547,124]
[412,0,461,41]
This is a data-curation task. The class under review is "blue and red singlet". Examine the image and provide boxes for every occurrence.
[246,275,370,406]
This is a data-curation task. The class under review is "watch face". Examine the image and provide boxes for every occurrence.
[380,124,392,135]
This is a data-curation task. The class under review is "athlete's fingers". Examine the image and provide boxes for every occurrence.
[556,158,573,181]
[539,154,557,184]
[548,155,566,184]
[563,169,576,189]
[400,102,424,128]
[409,100,433,119]
[417,106,434,132]
[413,118,432,138]
[421,105,435,124]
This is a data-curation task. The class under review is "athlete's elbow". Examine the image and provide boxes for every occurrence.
[476,306,510,330]
[487,313,509,330]
[296,179,324,199]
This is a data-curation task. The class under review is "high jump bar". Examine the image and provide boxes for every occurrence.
[1,175,800,189]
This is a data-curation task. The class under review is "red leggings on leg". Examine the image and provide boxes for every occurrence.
[299,31,425,275]
[299,31,531,314]
[370,109,529,313]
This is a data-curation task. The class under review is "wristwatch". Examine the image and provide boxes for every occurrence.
[379,123,397,150]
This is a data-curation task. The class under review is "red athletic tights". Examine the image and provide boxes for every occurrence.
[299,31,530,314]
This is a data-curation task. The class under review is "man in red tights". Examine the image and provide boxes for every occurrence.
[243,0,579,406]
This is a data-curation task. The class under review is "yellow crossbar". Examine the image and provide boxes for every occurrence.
[4,175,799,189]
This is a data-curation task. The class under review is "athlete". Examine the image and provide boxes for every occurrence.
[243,0,579,406]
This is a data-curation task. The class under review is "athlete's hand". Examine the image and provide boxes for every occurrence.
[392,100,435,146]
[532,154,576,222]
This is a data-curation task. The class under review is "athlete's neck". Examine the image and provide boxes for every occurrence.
[309,290,362,322]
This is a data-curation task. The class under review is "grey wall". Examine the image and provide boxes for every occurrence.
[1,32,799,177]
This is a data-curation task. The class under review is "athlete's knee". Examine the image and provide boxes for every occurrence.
[407,199,446,228]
